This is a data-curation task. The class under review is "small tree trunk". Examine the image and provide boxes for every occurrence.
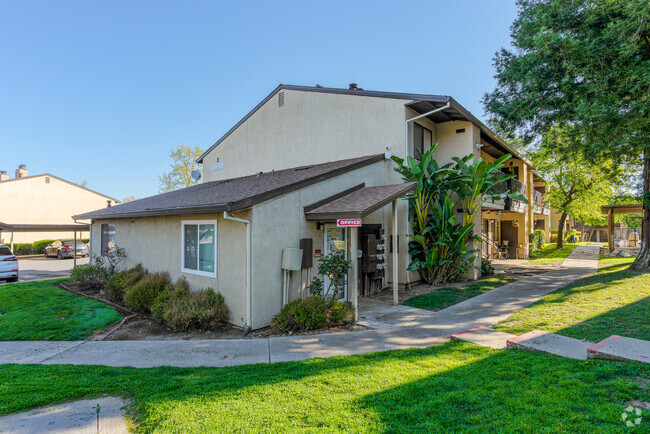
[630,147,650,271]
[557,212,568,249]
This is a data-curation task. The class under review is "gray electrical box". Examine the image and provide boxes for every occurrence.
[282,248,303,271]
[299,238,313,268]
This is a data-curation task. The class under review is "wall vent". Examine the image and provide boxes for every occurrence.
[45,176,50,184]
[278,92,285,107]
[456,128,466,134]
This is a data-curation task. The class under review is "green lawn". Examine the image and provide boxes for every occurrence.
[525,242,591,266]
[0,279,122,340]
[496,257,650,342]
[403,277,513,311]
[1,341,648,431]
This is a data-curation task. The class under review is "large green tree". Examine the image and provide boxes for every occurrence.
[158,144,204,193]
[532,128,616,248]
[484,0,650,270]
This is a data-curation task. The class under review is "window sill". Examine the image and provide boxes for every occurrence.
[181,268,217,279]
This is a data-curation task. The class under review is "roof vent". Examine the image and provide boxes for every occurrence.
[278,92,284,107]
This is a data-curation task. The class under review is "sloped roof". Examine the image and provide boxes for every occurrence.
[74,154,386,220]
[304,183,415,221]
[196,84,532,169]
[0,173,119,202]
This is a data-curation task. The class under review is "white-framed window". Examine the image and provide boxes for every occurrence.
[181,220,217,278]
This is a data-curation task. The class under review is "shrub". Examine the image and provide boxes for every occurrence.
[123,272,170,313]
[271,296,354,333]
[69,264,109,291]
[13,243,33,256]
[162,286,229,331]
[480,258,495,276]
[530,230,545,251]
[32,239,56,254]
[105,263,146,300]
[69,245,126,291]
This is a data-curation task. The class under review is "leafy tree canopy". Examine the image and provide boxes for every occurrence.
[158,144,204,193]
[531,127,618,246]
[484,0,650,162]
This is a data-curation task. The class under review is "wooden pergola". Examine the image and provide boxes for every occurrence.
[600,204,644,252]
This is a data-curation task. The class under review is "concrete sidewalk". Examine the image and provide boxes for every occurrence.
[0,245,601,368]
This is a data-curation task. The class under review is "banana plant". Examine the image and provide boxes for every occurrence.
[451,154,528,228]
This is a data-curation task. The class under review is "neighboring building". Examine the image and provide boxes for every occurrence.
[77,84,549,330]
[0,165,118,244]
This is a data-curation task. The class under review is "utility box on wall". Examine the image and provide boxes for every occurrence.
[282,248,303,271]
[299,238,313,269]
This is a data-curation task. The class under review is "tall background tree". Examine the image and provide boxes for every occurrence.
[483,0,650,271]
[158,144,204,193]
[532,128,617,248]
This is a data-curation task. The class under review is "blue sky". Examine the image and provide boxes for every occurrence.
[0,0,518,200]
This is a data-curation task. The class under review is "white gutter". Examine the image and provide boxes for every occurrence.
[403,102,451,288]
[223,211,252,332]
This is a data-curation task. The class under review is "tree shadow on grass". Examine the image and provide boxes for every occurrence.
[356,343,650,432]
[1,342,649,431]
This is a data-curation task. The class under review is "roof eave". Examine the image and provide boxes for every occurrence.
[74,204,231,220]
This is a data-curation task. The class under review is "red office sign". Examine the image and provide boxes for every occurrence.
[337,219,362,227]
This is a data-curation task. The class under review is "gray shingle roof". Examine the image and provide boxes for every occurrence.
[74,154,386,220]
[304,183,415,221]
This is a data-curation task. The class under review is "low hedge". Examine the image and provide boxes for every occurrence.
[106,265,229,331]
[271,296,354,333]
[9,238,90,255]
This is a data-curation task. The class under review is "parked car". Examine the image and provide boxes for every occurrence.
[0,244,19,282]
[43,240,89,259]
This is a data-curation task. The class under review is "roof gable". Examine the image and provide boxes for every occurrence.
[196,84,451,164]
[0,173,119,202]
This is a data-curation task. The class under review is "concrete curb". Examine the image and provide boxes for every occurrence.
[450,326,487,340]
[586,335,622,355]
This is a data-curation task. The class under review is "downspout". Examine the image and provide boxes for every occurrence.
[223,211,252,337]
[403,101,451,288]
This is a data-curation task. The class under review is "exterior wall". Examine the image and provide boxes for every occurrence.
[203,90,408,182]
[0,175,115,244]
[90,212,249,328]
[250,159,397,328]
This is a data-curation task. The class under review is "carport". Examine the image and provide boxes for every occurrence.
[0,222,90,267]
[304,183,415,318]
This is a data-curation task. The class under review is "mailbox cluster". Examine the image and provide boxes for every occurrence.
[360,231,387,296]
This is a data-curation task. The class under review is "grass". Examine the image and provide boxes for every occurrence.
[525,242,591,266]
[0,341,648,431]
[496,257,650,342]
[403,277,513,311]
[0,279,122,340]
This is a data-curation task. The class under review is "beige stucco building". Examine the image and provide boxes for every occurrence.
[0,165,118,244]
[78,84,549,330]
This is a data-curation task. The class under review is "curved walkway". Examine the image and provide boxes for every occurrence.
[0,245,602,368]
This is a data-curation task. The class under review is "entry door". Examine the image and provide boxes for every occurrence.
[323,224,347,300]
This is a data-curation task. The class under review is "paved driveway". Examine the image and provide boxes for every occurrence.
[0,256,88,285]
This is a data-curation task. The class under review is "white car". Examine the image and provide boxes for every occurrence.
[0,244,19,283]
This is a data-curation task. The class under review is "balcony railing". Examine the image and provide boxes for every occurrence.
[508,178,526,197]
